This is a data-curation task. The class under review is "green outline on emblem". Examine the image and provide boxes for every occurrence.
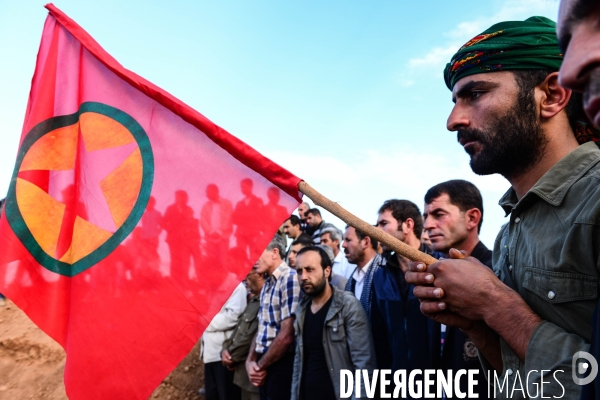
[5,102,154,277]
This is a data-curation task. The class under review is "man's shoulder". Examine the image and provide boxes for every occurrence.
[277,265,299,286]
[562,164,600,224]
[334,288,362,308]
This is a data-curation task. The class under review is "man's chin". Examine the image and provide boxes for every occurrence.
[430,241,448,254]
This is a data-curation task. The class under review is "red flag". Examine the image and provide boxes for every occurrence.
[0,4,302,399]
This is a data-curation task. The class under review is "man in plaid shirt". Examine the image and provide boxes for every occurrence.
[246,234,300,400]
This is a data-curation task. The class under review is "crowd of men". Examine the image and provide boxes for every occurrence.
[198,4,600,400]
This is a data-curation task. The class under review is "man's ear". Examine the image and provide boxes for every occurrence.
[361,236,371,250]
[538,71,572,119]
[403,218,415,234]
[465,208,482,231]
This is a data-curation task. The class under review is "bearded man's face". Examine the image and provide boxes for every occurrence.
[448,71,547,178]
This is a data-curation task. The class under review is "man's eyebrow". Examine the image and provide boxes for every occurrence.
[452,80,496,102]
[427,207,445,215]
[558,1,599,53]
[571,0,599,21]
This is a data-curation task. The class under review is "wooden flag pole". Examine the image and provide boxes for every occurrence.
[298,181,438,266]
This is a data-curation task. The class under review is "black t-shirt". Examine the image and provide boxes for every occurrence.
[301,295,336,400]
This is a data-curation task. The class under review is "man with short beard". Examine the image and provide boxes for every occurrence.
[291,246,375,400]
[297,202,311,233]
[370,200,441,375]
[405,17,600,399]
[342,226,384,319]
[304,208,336,245]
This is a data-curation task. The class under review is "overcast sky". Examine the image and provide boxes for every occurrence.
[0,0,560,247]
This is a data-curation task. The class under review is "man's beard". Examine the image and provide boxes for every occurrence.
[383,230,405,251]
[301,276,327,296]
[457,90,547,178]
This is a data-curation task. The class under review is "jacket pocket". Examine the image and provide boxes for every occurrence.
[523,267,598,303]
[326,321,346,342]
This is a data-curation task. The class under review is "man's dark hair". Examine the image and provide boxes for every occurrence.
[296,246,332,282]
[512,70,588,137]
[378,199,424,239]
[424,180,484,233]
[345,225,378,250]
[291,236,314,248]
[306,208,321,218]
[286,215,301,226]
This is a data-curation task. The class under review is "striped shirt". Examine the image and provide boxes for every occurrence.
[255,262,300,353]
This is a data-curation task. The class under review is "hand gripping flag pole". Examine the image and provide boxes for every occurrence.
[299,182,438,266]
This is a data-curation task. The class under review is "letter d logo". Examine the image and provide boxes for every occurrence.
[572,351,598,385]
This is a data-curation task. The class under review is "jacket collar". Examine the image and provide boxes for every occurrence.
[297,285,345,323]
[499,142,600,215]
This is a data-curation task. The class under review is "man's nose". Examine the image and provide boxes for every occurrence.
[559,32,600,93]
[447,104,470,132]
[423,216,435,230]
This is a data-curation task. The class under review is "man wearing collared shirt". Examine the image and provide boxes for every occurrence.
[246,234,300,400]
[320,227,355,280]
[406,17,600,399]
[343,226,383,320]
[423,180,492,399]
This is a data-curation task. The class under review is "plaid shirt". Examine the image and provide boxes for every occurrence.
[255,262,300,353]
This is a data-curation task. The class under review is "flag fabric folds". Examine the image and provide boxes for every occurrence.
[0,4,302,399]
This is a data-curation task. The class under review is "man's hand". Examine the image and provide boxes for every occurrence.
[406,249,501,321]
[245,360,267,386]
[221,349,235,370]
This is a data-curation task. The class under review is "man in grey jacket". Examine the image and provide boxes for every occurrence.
[291,246,376,400]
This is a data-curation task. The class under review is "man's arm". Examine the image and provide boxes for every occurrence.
[345,297,376,371]
[206,283,247,332]
[256,316,295,370]
[246,333,267,386]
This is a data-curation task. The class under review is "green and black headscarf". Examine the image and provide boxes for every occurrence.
[444,16,562,90]
[444,16,600,144]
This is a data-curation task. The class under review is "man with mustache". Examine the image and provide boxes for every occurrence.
[422,180,491,398]
[557,2,600,398]
[406,17,600,399]
[291,246,375,400]
[342,226,384,319]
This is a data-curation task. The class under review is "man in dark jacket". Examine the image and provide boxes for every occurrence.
[304,208,336,245]
[291,246,375,400]
[371,199,442,379]
[423,180,492,398]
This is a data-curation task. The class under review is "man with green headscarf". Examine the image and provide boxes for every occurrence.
[406,16,600,399]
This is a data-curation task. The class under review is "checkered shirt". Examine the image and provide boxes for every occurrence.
[255,262,300,353]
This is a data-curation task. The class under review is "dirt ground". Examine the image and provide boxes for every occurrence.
[0,299,205,400]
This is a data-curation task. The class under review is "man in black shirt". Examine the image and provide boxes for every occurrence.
[291,246,375,400]
[422,180,492,398]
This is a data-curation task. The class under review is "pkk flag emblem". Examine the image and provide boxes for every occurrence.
[0,4,302,400]
[7,102,153,276]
